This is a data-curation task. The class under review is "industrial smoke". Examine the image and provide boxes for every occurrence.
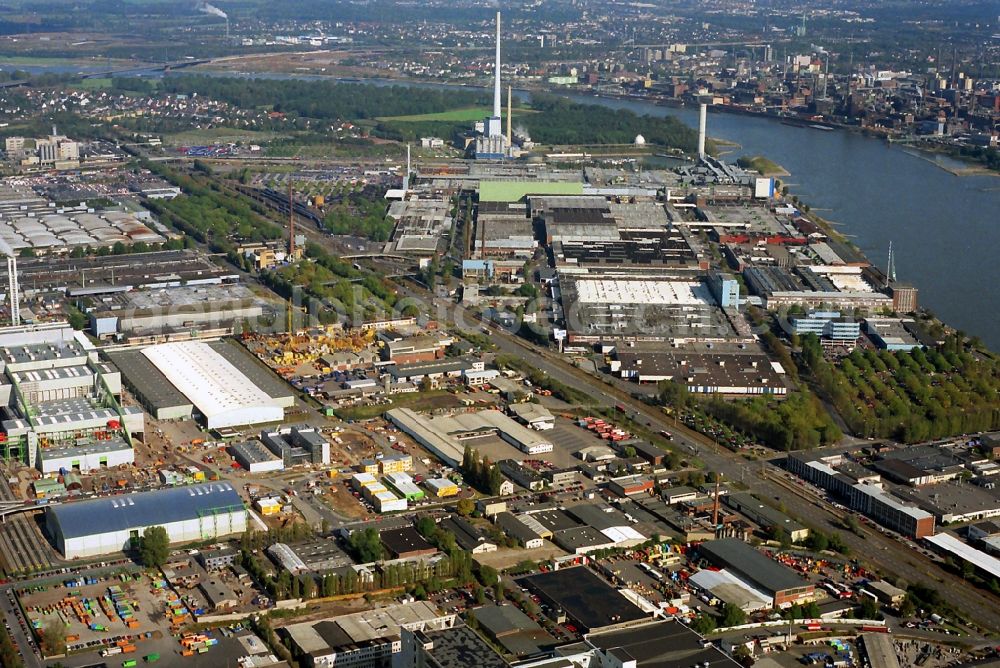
[195,1,227,19]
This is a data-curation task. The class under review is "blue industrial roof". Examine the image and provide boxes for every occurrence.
[47,482,244,539]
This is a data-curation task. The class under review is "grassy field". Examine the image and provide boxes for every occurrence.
[162,127,280,146]
[737,155,789,176]
[78,77,112,90]
[377,107,493,123]
[332,390,457,421]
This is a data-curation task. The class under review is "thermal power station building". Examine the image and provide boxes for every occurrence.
[474,12,511,159]
[46,482,247,559]
[0,322,143,472]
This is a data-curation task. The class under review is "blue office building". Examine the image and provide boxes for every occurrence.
[707,272,740,308]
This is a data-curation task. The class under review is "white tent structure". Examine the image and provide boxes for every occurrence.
[141,341,284,428]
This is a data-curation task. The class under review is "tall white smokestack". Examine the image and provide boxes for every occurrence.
[493,11,502,120]
[698,102,707,160]
[7,255,21,327]
[404,143,411,191]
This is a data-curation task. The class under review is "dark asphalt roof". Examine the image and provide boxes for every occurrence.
[698,538,809,594]
[522,566,647,632]
[587,620,741,667]
[106,349,191,411]
[470,604,540,637]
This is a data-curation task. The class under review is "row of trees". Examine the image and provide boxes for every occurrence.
[494,354,592,405]
[239,522,316,553]
[0,622,22,668]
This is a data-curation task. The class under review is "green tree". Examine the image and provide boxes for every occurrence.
[657,378,690,409]
[898,597,916,618]
[690,613,717,635]
[858,596,880,620]
[348,527,384,563]
[416,516,438,538]
[721,603,747,627]
[456,498,475,517]
[805,531,828,552]
[39,621,67,656]
[478,564,499,587]
[137,525,170,567]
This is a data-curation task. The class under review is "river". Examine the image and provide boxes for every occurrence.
[549,93,1000,349]
[174,72,1000,348]
[6,64,999,348]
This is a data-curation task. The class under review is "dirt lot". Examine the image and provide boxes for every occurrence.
[197,51,382,78]
[473,542,569,570]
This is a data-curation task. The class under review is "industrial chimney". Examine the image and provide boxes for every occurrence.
[698,101,708,160]
[507,86,513,146]
[493,11,502,121]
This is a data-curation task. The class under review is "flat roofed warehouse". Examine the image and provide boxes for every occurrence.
[559,273,734,341]
[46,482,247,559]
[105,349,194,421]
[587,619,742,667]
[521,566,649,633]
[574,278,709,306]
[139,341,287,429]
[697,538,815,607]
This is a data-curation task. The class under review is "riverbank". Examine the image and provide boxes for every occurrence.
[736,155,789,177]
[196,62,1000,180]
[900,147,1000,178]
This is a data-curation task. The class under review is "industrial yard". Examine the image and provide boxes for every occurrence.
[0,7,997,668]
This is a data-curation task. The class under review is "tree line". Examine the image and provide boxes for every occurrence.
[520,93,700,151]
[800,334,1000,443]
[162,75,489,122]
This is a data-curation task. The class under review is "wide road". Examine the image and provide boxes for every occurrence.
[417,290,1000,635]
[1,584,41,668]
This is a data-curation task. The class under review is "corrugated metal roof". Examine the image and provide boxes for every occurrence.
[48,482,244,539]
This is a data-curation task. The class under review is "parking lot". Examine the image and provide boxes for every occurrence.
[545,417,628,464]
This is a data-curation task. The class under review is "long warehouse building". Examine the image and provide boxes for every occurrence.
[46,482,247,559]
[387,407,553,468]
[133,341,291,429]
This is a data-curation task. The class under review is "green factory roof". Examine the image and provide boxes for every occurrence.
[478,181,583,202]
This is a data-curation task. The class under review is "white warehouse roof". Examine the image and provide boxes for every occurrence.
[925,532,1000,581]
[141,341,284,429]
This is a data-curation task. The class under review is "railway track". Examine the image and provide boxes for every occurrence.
[0,484,58,575]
